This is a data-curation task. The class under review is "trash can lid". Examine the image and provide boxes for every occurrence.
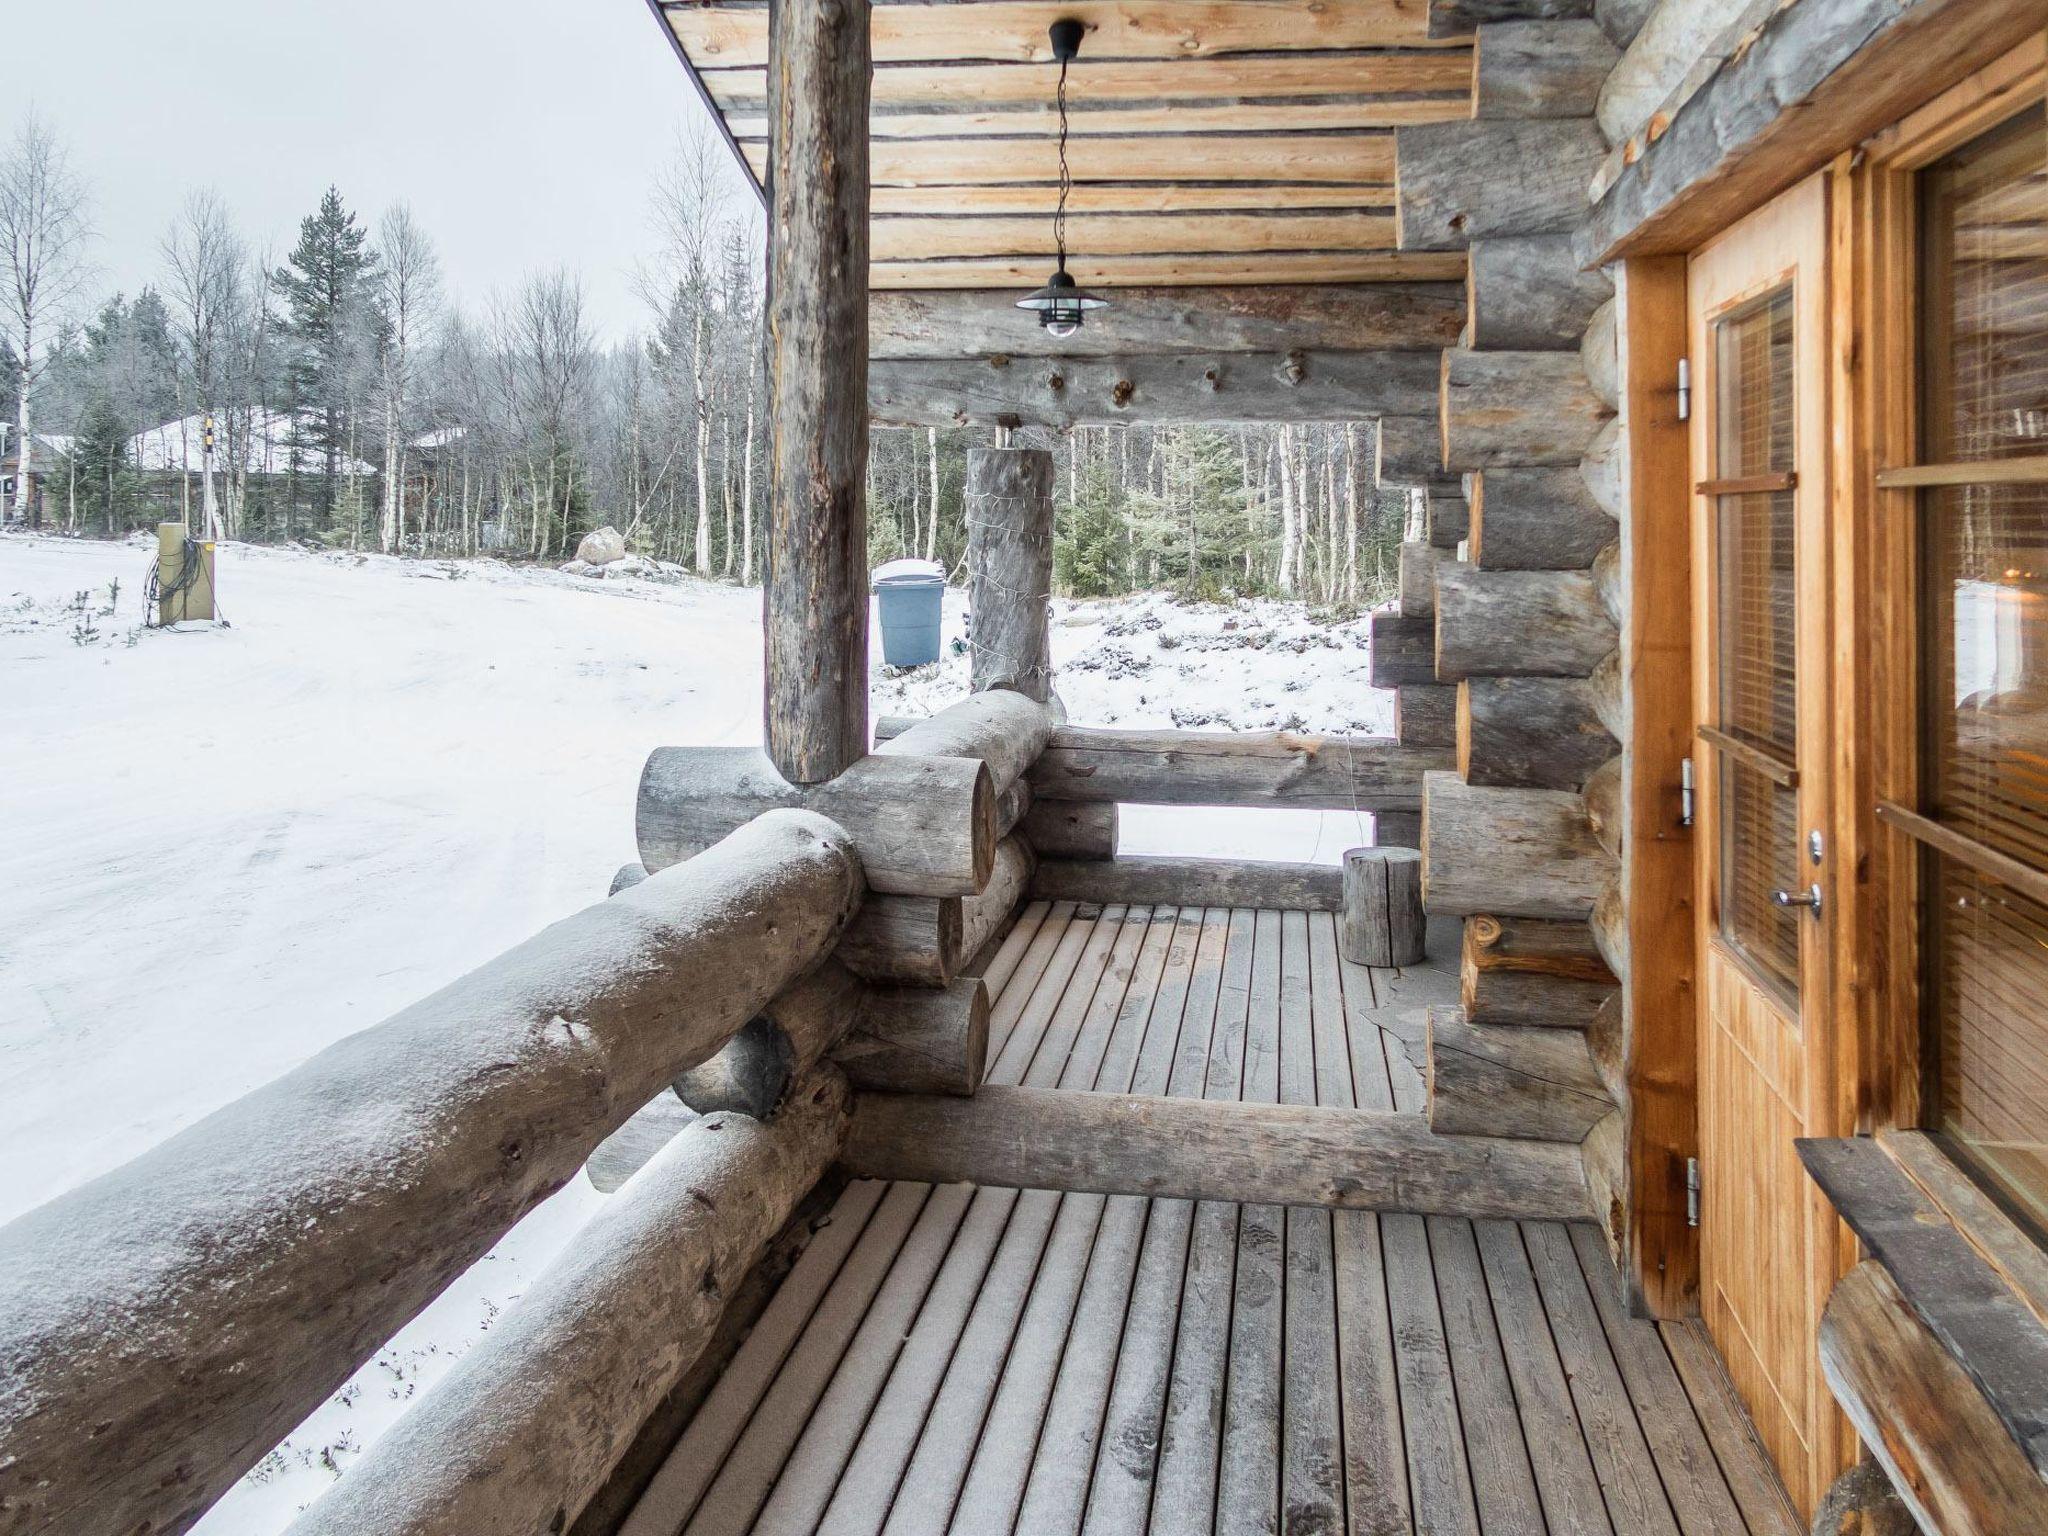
[873,557,946,588]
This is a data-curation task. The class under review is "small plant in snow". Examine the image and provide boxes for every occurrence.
[67,592,100,647]
[103,578,120,615]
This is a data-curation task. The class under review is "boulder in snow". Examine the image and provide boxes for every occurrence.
[575,525,627,566]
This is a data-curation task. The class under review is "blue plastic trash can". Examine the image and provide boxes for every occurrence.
[873,559,947,667]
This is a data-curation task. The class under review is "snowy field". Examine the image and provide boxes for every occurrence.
[0,532,1392,1530]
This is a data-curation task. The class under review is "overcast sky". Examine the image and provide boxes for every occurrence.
[12,0,760,341]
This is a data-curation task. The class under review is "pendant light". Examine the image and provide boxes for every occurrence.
[1015,18,1107,339]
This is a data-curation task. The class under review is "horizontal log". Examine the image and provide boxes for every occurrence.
[1580,416,1625,518]
[1441,348,1614,470]
[1470,465,1615,569]
[671,960,864,1119]
[1019,798,1119,860]
[1370,609,1439,687]
[1593,539,1623,628]
[1032,854,1344,912]
[1583,752,1623,858]
[1427,1006,1612,1141]
[870,350,1440,428]
[875,688,1054,796]
[638,746,995,897]
[0,810,860,1536]
[585,1092,693,1195]
[610,861,649,896]
[1430,0,1595,41]
[836,893,963,985]
[286,1071,851,1536]
[1474,19,1619,119]
[1423,770,1616,919]
[1458,676,1616,789]
[1582,296,1618,409]
[843,1085,1594,1220]
[1589,647,1627,740]
[1395,118,1607,249]
[1397,683,1458,748]
[1465,234,1615,350]
[1399,540,1455,619]
[1427,486,1470,549]
[1435,566,1617,680]
[1375,413,1443,486]
[959,836,1034,964]
[1820,1261,2048,1536]
[836,978,990,1096]
[1462,913,1617,1028]
[1028,725,1447,810]
[868,282,1466,359]
[1591,876,1627,984]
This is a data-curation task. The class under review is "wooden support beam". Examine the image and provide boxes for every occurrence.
[869,349,1441,428]
[842,1085,1595,1221]
[1395,118,1607,249]
[876,689,1056,797]
[763,0,871,784]
[1434,565,1617,680]
[1370,609,1439,687]
[1423,770,1615,919]
[1458,676,1615,789]
[285,1072,852,1536]
[1019,798,1118,860]
[1426,1006,1612,1141]
[1462,913,1616,1029]
[0,812,860,1536]
[1027,724,1448,810]
[868,283,1465,359]
[1474,19,1619,118]
[1031,854,1344,912]
[1466,235,1615,350]
[966,447,1054,700]
[1441,348,1613,469]
[1470,465,1614,569]
[837,979,990,1097]
[637,745,995,897]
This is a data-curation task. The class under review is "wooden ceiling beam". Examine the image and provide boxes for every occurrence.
[727,98,1466,138]
[869,210,1397,261]
[871,183,1393,214]
[743,133,1397,185]
[866,251,1468,288]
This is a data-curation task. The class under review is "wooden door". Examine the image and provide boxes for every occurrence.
[1687,173,1846,1518]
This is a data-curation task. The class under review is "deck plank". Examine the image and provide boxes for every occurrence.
[1383,1210,1480,1536]
[983,901,1076,1067]
[987,904,1102,1087]
[1050,906,1155,1093]
[1003,903,1129,1089]
[1427,1216,1545,1536]
[1659,1320,1805,1536]
[970,899,1047,994]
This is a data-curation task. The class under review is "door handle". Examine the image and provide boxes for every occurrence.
[1772,883,1824,919]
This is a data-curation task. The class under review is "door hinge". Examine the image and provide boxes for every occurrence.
[1677,357,1692,421]
[1686,1157,1701,1227]
[1679,756,1696,828]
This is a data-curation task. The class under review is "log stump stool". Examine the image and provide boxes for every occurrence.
[1341,846,1426,967]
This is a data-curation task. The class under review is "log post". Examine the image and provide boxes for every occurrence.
[836,979,990,1096]
[1457,676,1615,789]
[837,894,964,985]
[1461,914,1617,1029]
[1426,1007,1612,1142]
[1434,566,1617,680]
[1341,847,1426,967]
[966,446,1055,702]
[1422,771,1615,920]
[763,0,871,783]
[285,1072,852,1536]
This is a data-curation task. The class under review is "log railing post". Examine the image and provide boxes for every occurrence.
[764,0,872,783]
[965,445,1055,702]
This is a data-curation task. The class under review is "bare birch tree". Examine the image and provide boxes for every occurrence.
[0,111,91,520]
[375,204,441,552]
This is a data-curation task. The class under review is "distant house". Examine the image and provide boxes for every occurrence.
[131,411,375,479]
[0,433,75,529]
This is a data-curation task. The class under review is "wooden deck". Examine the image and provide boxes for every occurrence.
[622,903,1800,1536]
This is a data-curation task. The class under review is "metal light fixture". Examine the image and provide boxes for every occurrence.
[1016,18,1107,339]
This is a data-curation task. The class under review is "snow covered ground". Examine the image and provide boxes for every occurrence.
[0,533,1392,1530]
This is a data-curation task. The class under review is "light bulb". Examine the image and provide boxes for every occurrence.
[1046,318,1080,339]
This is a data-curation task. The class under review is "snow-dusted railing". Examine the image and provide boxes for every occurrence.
[0,809,862,1536]
[1025,725,1451,812]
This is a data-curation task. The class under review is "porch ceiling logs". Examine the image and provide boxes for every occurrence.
[836,978,991,1096]
[868,282,1466,359]
[1466,235,1615,350]
[1469,465,1614,569]
[1030,853,1345,911]
[1578,0,2045,265]
[870,252,1468,289]
[842,1085,1596,1220]
[1425,1006,1613,1141]
[1440,348,1613,469]
[0,810,860,1536]
[1428,0,1595,42]
[1394,118,1607,249]
[285,1072,853,1536]
[1434,565,1617,679]
[1461,913,1617,1029]
[1422,770,1616,918]
[764,0,870,784]
[1473,19,1619,118]
[1019,798,1119,860]
[1457,676,1615,788]
[1025,725,1451,809]
[867,349,1441,428]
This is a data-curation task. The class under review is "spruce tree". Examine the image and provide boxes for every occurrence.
[272,188,380,527]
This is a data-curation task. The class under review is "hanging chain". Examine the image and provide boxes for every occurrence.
[1055,54,1072,272]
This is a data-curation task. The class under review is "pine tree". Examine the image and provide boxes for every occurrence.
[272,188,381,528]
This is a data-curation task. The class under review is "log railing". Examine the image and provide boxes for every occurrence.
[0,809,863,1536]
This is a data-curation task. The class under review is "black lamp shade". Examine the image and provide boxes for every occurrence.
[1016,267,1108,336]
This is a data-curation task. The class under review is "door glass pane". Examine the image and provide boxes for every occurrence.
[1920,103,2048,1228]
[1713,285,1801,994]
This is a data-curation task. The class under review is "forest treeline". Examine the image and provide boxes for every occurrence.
[1,114,1405,606]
